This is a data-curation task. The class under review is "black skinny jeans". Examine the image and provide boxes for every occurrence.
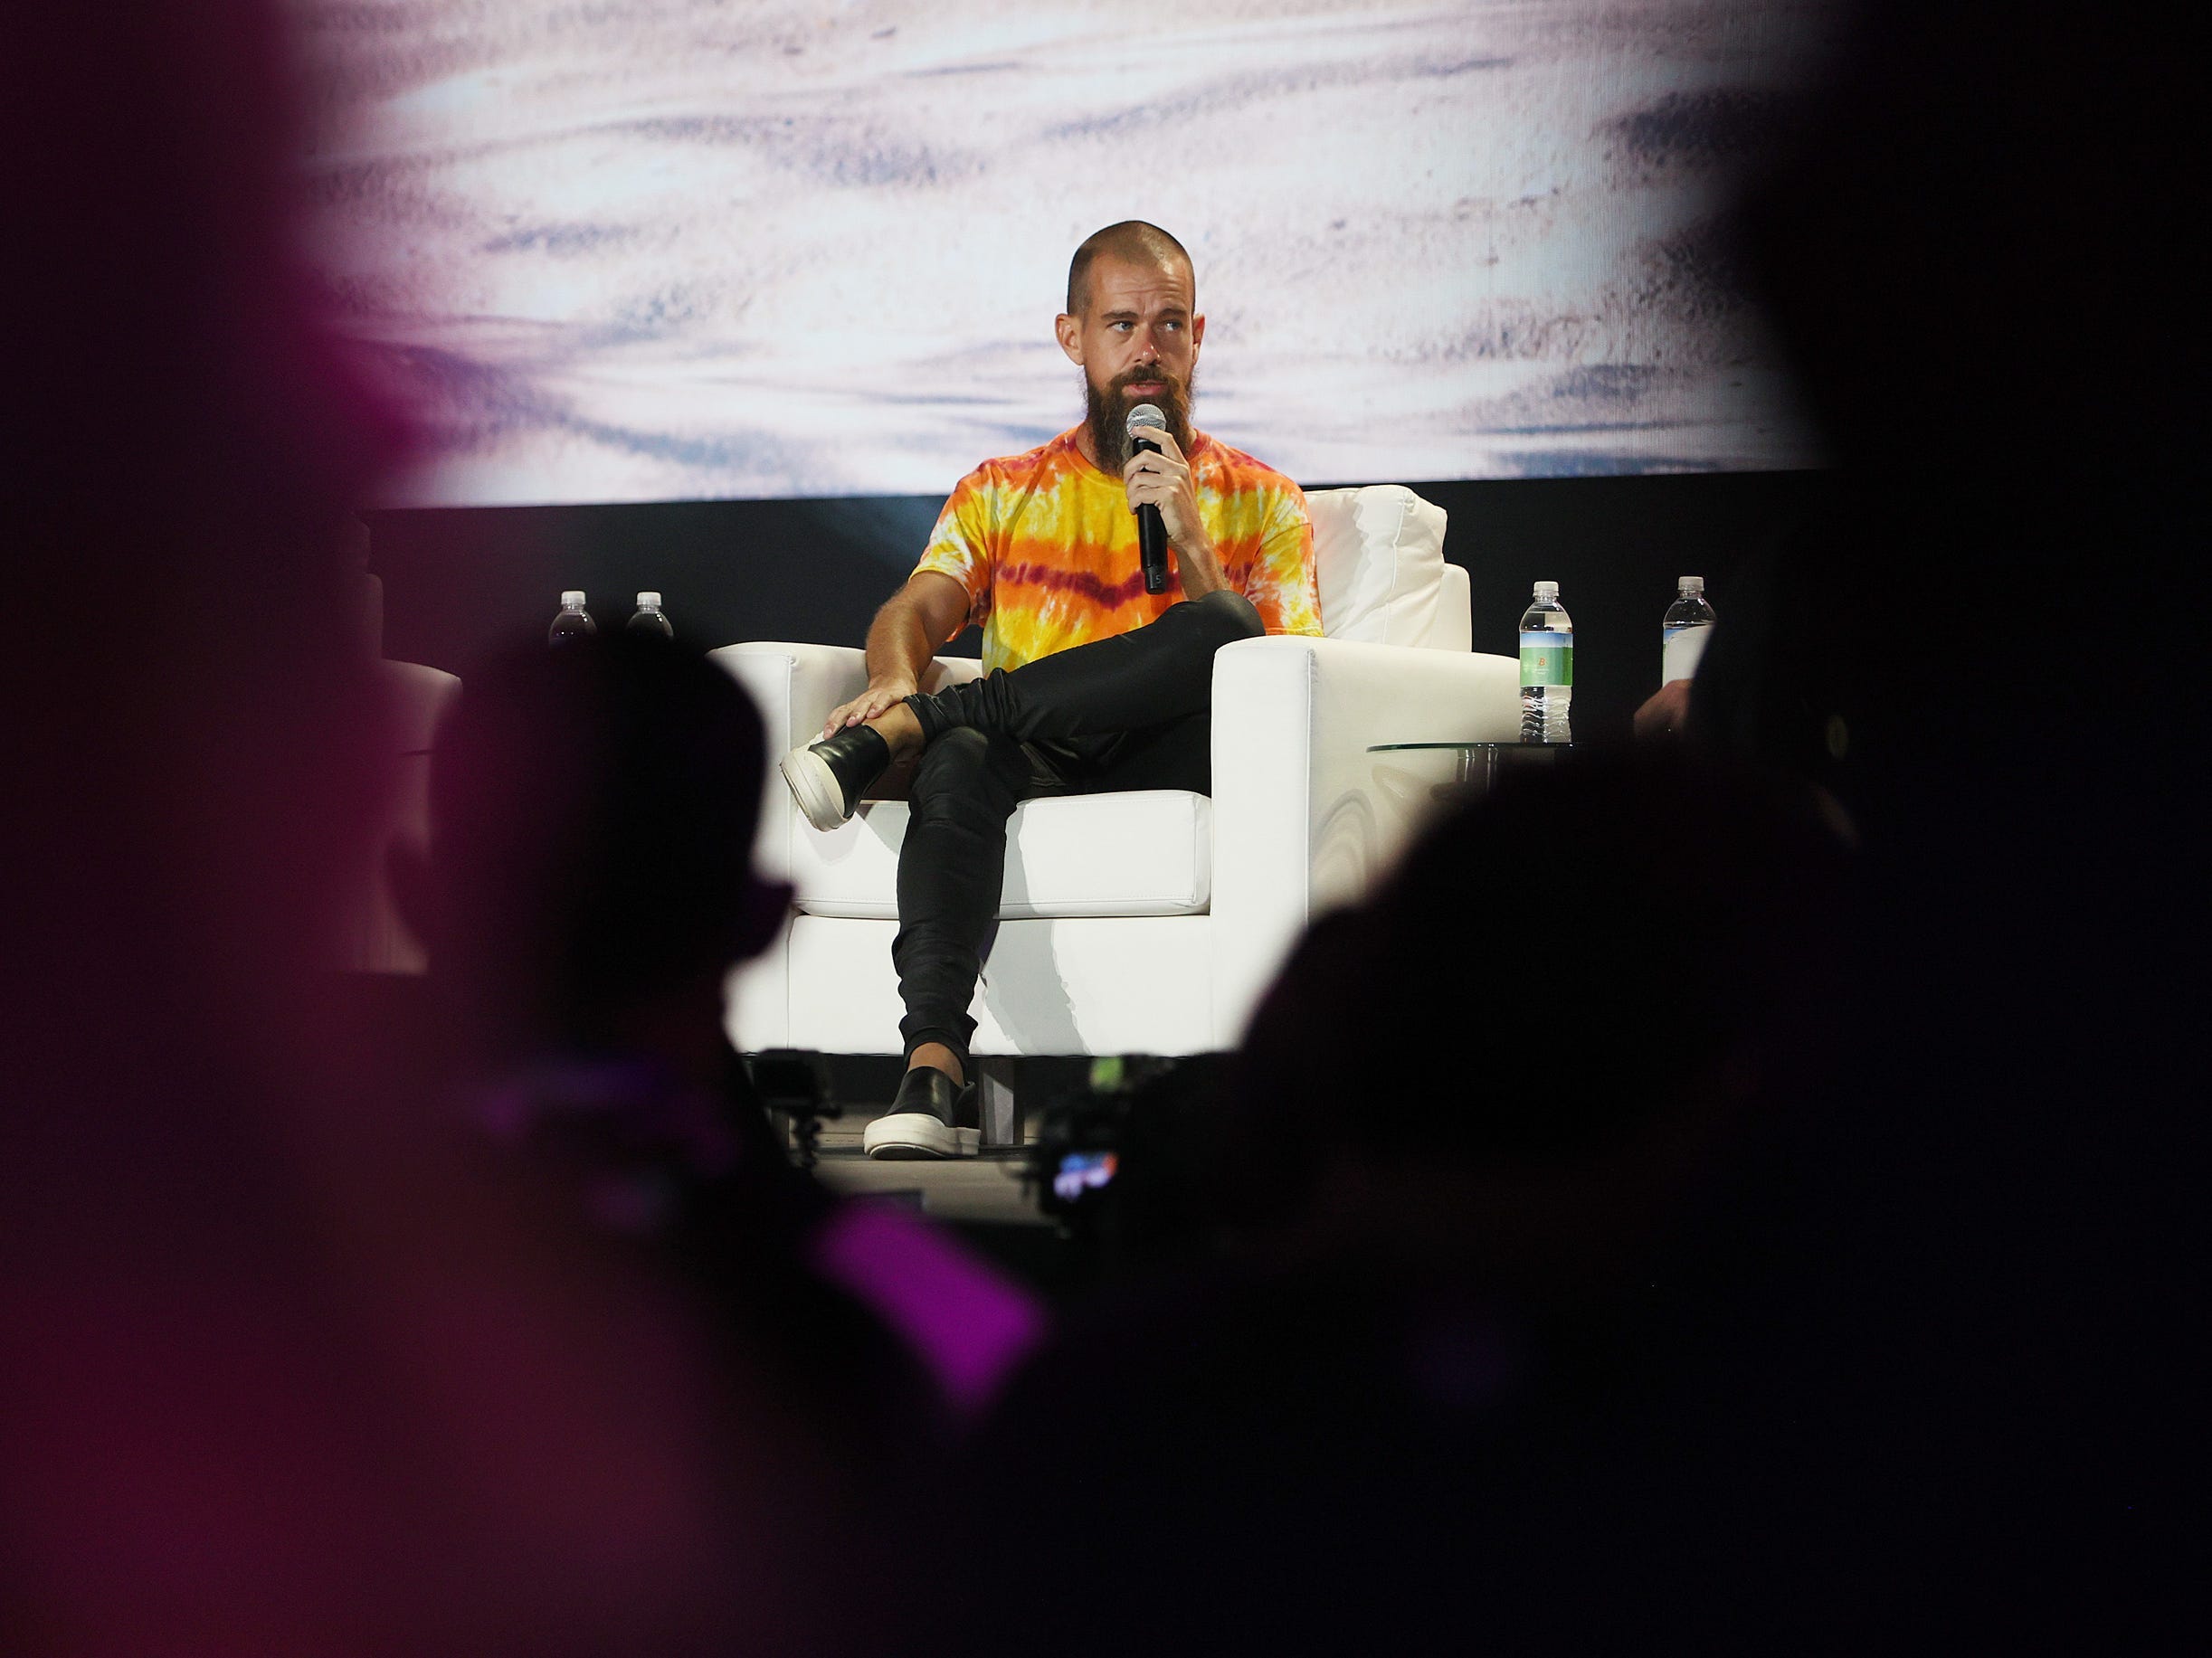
[891,588,1264,1069]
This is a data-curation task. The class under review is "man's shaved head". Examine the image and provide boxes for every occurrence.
[1066,221,1192,315]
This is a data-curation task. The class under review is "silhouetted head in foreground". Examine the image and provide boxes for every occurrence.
[934,755,1850,1658]
[402,632,789,1076]
[1739,4,2189,473]
[1231,750,1849,1291]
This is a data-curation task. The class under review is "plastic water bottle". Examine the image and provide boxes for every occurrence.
[1518,581,1573,744]
[548,590,597,646]
[1662,576,1717,684]
[626,591,675,639]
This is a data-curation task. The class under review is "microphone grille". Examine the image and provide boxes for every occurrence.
[1125,403,1168,434]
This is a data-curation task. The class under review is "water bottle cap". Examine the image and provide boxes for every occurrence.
[635,592,661,609]
[1679,576,1704,593]
[561,590,586,607]
[1533,580,1559,600]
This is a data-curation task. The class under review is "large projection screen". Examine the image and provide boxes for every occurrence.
[300,1,1830,507]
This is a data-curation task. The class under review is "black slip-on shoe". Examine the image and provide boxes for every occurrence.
[781,724,893,832]
[862,1066,982,1160]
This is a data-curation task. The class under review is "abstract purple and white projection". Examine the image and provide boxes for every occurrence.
[299,1,1834,507]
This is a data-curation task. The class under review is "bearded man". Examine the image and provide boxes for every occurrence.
[779,221,1321,1159]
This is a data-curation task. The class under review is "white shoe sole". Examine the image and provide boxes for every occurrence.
[781,744,852,832]
[862,1113,982,1160]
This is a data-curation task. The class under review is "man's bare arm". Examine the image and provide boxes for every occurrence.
[823,571,971,736]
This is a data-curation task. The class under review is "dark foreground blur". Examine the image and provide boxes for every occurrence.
[3,2,2193,1653]
[1,5,868,1651]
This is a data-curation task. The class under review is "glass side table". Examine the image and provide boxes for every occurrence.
[1367,740,1578,797]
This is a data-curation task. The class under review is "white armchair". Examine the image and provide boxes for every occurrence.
[334,532,461,975]
[711,485,1518,1119]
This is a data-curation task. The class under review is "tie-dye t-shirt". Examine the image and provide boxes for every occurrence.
[913,426,1321,674]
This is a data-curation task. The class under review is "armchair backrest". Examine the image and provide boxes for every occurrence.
[1305,484,1467,649]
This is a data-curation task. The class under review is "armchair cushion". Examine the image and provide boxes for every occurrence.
[792,790,1212,920]
[1305,484,1453,648]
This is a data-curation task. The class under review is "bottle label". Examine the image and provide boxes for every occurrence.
[1520,633,1573,687]
[1662,622,1713,684]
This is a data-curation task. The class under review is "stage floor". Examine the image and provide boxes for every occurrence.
[808,1105,1044,1227]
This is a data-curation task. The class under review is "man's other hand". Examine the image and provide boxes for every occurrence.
[1634,678,1695,739]
[826,675,917,738]
[840,572,969,738]
[1122,430,1222,593]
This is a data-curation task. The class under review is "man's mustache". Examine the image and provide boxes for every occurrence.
[1113,369,1182,396]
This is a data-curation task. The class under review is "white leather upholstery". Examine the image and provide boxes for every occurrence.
[1305,484,1453,648]
[331,561,461,975]
[793,791,1212,920]
[336,526,464,974]
[1207,633,1516,1037]
[784,914,1217,1056]
[343,658,461,974]
[712,483,1516,1056]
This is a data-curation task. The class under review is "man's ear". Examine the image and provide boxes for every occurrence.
[1055,311,1084,365]
[1190,311,1206,353]
[386,840,439,959]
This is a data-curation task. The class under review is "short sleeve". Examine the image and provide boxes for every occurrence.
[1242,485,1324,637]
[912,469,997,634]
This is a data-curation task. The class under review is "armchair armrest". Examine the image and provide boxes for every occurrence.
[713,640,869,753]
[707,641,981,1052]
[1208,635,1520,1044]
[710,642,866,886]
[707,641,984,877]
[713,641,984,748]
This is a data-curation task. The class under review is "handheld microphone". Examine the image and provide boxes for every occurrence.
[1125,403,1171,595]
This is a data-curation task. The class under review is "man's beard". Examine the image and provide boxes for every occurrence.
[1086,365,1195,471]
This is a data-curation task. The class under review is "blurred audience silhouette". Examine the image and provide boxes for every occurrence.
[395,632,1039,1458]
[0,3,1002,1651]
[931,753,1851,1653]
[4,0,2189,1652]
[400,632,792,1089]
[931,2,2192,1649]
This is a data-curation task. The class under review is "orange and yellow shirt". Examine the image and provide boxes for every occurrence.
[913,426,1321,673]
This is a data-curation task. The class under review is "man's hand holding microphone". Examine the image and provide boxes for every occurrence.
[1122,404,1224,599]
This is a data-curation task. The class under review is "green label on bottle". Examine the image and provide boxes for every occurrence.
[1520,633,1573,687]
